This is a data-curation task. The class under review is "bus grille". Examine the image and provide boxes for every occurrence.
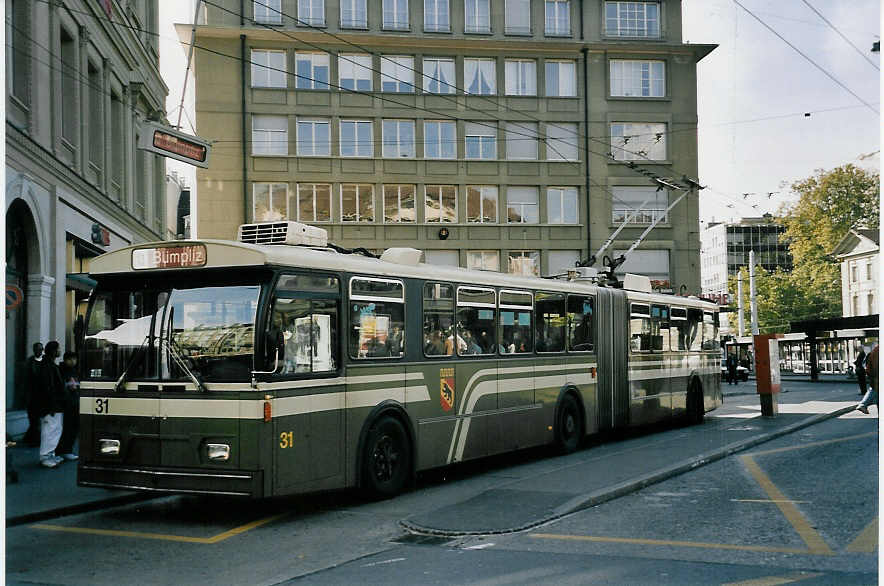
[238,222,290,245]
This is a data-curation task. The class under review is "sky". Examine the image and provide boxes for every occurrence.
[157,1,881,234]
[682,0,880,225]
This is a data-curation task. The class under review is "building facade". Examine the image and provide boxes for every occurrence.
[187,0,712,289]
[5,0,168,435]
[833,229,879,318]
[700,217,793,298]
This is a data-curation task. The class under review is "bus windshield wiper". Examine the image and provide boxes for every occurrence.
[114,334,150,392]
[162,338,207,393]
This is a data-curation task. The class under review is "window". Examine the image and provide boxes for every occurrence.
[465,122,497,159]
[424,120,456,158]
[296,118,330,156]
[423,58,456,94]
[508,251,540,276]
[546,123,578,160]
[340,120,373,157]
[8,0,29,104]
[295,52,329,89]
[498,290,533,353]
[702,311,718,350]
[425,185,457,222]
[341,0,368,27]
[610,122,666,161]
[605,1,660,37]
[339,54,372,91]
[544,0,570,35]
[134,145,146,219]
[296,183,332,222]
[349,278,405,359]
[670,307,698,351]
[465,0,490,32]
[251,50,287,88]
[610,59,664,97]
[341,184,374,222]
[466,186,498,223]
[612,249,670,289]
[467,251,500,271]
[110,92,124,191]
[423,283,455,356]
[252,115,288,155]
[545,60,576,97]
[506,186,539,223]
[425,250,459,266]
[505,59,537,95]
[852,295,861,316]
[383,0,409,29]
[611,186,668,224]
[382,119,416,158]
[255,0,282,23]
[629,303,652,352]
[535,292,565,352]
[505,0,531,34]
[567,295,594,351]
[868,293,876,314]
[866,260,873,281]
[60,27,77,145]
[381,56,415,93]
[298,0,325,25]
[549,250,580,275]
[547,187,578,224]
[456,287,496,355]
[424,0,450,31]
[254,183,288,221]
[464,58,496,95]
[850,263,858,282]
[88,62,103,167]
[383,184,416,222]
[268,275,339,374]
[505,122,539,159]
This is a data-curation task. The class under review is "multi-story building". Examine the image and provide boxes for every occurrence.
[5,0,168,435]
[833,229,879,318]
[186,0,712,289]
[700,217,793,297]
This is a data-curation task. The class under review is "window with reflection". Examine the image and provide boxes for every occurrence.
[341,184,374,222]
[268,274,339,374]
[456,287,496,355]
[384,184,416,222]
[349,278,405,359]
[295,183,331,222]
[499,290,533,354]
[425,185,457,222]
[423,283,454,356]
[630,303,652,352]
[702,311,719,350]
[535,292,565,352]
[567,295,594,351]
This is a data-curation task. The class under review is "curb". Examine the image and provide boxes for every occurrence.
[401,404,858,537]
[6,493,158,528]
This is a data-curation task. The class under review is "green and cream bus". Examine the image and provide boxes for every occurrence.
[78,222,721,498]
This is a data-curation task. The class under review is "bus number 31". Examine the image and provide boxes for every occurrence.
[94,398,110,413]
[279,431,293,449]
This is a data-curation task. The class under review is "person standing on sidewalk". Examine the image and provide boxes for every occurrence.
[22,342,44,447]
[857,344,878,414]
[854,346,867,396]
[726,353,739,385]
[54,351,80,461]
[34,341,66,468]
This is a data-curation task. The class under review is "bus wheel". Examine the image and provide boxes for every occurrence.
[688,380,704,425]
[555,394,582,454]
[363,415,411,498]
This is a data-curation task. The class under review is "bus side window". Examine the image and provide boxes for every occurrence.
[630,303,651,352]
[456,287,496,356]
[702,311,718,350]
[670,307,688,350]
[423,283,454,357]
[535,292,565,353]
[269,274,339,374]
[349,277,405,359]
[652,304,669,352]
[688,308,703,351]
[567,295,594,352]
[498,290,533,354]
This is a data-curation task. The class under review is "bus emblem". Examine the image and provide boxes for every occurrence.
[439,368,454,412]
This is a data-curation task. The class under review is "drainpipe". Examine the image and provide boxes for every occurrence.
[241,34,249,225]
[582,47,590,261]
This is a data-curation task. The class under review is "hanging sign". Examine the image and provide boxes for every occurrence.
[138,122,211,168]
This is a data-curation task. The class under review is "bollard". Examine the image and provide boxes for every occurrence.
[754,334,784,417]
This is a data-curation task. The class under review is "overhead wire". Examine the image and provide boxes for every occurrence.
[798,0,879,71]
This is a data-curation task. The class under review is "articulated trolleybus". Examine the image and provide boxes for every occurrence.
[78,221,721,498]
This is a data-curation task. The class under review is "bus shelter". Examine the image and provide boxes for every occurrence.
[789,315,879,381]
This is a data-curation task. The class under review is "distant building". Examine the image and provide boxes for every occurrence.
[166,171,192,240]
[833,229,879,317]
[700,217,793,297]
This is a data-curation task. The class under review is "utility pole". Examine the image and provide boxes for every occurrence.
[737,272,745,337]
[749,250,759,335]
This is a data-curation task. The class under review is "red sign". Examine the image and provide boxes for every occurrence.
[132,245,207,270]
[153,130,207,164]
[6,285,23,310]
[439,368,454,412]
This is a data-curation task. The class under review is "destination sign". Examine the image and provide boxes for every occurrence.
[137,122,211,168]
[132,244,207,270]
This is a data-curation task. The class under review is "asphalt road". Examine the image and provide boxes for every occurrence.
[5,383,877,585]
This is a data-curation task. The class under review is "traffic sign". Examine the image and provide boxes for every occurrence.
[6,285,23,310]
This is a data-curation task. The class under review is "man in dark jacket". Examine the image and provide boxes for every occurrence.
[35,341,66,468]
[55,351,80,460]
[22,342,44,446]
[854,346,867,396]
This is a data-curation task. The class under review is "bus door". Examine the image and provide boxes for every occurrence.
[596,288,629,430]
[651,304,672,418]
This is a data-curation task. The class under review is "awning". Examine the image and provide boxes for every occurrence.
[66,273,97,293]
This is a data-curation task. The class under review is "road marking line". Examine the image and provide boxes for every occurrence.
[731,499,810,504]
[845,516,878,553]
[747,432,877,457]
[529,533,808,555]
[32,513,287,544]
[740,455,833,555]
[721,571,824,586]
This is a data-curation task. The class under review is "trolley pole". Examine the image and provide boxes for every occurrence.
[749,250,759,335]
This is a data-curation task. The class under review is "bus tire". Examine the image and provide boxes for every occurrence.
[687,379,704,425]
[555,393,583,454]
[362,415,411,499]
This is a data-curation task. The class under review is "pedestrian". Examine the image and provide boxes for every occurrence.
[54,351,80,461]
[856,344,878,414]
[34,341,66,468]
[22,342,44,447]
[854,346,867,396]
[727,353,738,385]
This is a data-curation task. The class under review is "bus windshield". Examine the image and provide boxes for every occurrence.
[84,282,261,383]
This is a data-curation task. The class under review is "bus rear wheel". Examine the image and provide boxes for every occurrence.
[555,394,583,454]
[362,415,411,498]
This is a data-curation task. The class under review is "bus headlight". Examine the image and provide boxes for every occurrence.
[207,443,230,461]
[99,439,120,455]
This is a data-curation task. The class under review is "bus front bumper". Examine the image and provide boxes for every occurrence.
[78,464,263,497]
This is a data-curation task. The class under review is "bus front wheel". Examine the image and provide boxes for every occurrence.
[555,394,583,454]
[362,415,411,498]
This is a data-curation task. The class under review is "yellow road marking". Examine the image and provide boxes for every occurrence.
[731,499,809,504]
[721,571,823,586]
[748,432,877,457]
[846,516,878,553]
[32,513,287,544]
[529,533,808,555]
[740,455,833,555]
